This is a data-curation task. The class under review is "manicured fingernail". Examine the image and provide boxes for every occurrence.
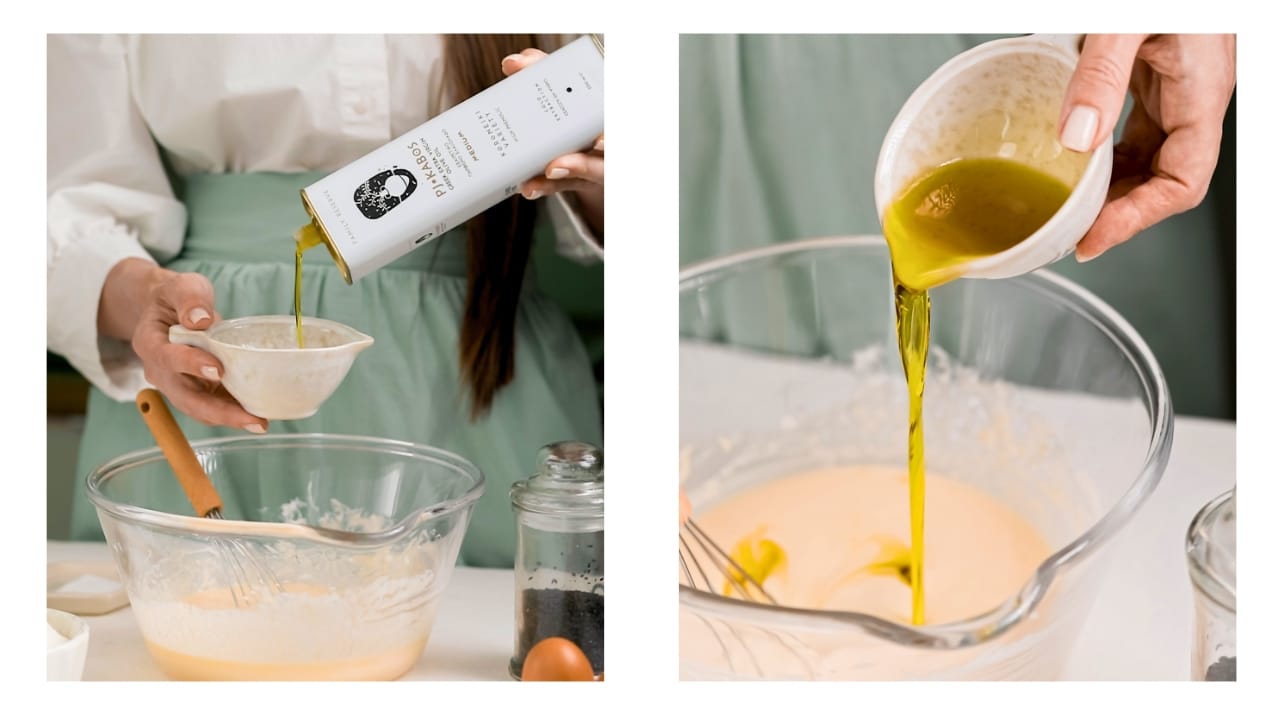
[593,138,604,152]
[502,54,522,65]
[1060,106,1099,153]
[189,308,211,325]
[524,189,543,200]
[201,366,220,381]
[546,167,570,179]
[244,423,266,434]
[1076,248,1100,263]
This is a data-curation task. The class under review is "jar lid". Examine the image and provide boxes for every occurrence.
[510,441,604,518]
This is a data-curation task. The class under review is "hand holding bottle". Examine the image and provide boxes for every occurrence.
[502,48,605,238]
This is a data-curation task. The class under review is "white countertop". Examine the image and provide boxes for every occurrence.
[47,541,516,681]
[680,341,1235,680]
[49,417,1232,681]
[1061,414,1235,680]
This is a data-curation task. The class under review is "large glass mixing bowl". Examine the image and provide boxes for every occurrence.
[87,434,484,681]
[679,237,1173,680]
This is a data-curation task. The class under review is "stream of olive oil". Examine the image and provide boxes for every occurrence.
[293,222,325,348]
[718,158,1069,623]
[883,156,1072,625]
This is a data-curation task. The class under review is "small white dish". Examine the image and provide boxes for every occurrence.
[875,34,1112,279]
[47,561,130,616]
[169,315,374,420]
[47,608,89,681]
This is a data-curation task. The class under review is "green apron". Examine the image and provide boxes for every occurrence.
[678,34,1232,419]
[71,172,603,568]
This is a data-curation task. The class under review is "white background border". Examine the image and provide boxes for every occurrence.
[13,1,1269,716]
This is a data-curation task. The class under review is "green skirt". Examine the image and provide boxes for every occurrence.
[71,172,603,568]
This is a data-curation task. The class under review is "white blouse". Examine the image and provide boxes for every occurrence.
[47,34,601,402]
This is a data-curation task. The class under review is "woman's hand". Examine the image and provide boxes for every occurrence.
[98,258,267,432]
[501,48,605,238]
[1059,34,1235,262]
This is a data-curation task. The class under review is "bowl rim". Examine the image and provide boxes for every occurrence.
[179,314,375,354]
[678,235,1175,650]
[85,433,486,547]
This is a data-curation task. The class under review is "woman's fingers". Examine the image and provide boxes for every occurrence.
[157,272,218,328]
[545,151,604,184]
[209,385,268,433]
[501,48,548,76]
[520,150,604,199]
[500,46,604,232]
[1059,34,1147,152]
[139,345,264,432]
[521,177,602,200]
[129,269,262,431]
[1077,123,1220,261]
[164,376,267,432]
[1111,102,1164,179]
[160,343,225,383]
[1070,34,1235,261]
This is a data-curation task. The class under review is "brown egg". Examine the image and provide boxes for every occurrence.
[520,637,595,682]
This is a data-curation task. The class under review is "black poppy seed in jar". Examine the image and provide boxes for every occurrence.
[1205,656,1236,681]
[515,588,604,675]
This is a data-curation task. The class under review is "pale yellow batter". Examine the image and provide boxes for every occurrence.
[694,465,1050,625]
[145,637,427,681]
[135,582,435,681]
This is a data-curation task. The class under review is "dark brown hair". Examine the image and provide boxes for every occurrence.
[444,35,556,420]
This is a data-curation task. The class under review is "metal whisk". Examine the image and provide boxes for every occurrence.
[680,518,778,605]
[200,514,285,607]
[136,389,284,608]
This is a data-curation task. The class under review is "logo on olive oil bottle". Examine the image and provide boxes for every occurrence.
[353,167,418,220]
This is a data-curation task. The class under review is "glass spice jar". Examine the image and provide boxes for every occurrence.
[1186,486,1236,681]
[509,441,604,680]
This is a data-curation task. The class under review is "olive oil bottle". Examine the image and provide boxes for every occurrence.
[291,35,605,348]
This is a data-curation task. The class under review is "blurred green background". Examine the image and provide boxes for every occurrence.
[679,34,1234,421]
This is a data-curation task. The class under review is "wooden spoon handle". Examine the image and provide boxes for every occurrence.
[135,389,223,518]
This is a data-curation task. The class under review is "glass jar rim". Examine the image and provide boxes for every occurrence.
[1186,487,1236,613]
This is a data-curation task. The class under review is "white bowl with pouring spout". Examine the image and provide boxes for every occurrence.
[875,34,1112,279]
[170,315,373,420]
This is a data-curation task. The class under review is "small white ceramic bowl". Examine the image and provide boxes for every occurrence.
[47,608,89,681]
[169,315,374,420]
[875,34,1112,280]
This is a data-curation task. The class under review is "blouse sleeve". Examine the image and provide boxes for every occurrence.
[47,34,187,401]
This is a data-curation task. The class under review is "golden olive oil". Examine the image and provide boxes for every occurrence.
[884,157,1074,291]
[724,534,787,601]
[293,222,325,348]
[883,157,1071,625]
[893,281,931,625]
